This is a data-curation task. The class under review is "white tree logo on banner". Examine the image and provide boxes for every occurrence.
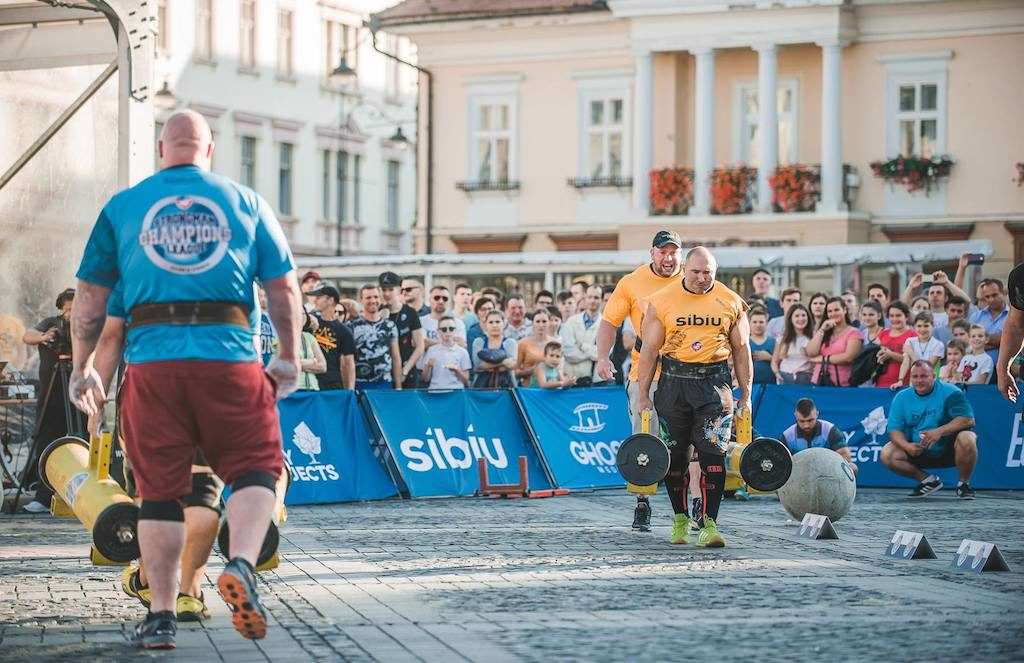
[861,406,888,444]
[293,422,322,464]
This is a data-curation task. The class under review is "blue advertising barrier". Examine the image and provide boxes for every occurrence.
[362,389,553,498]
[751,384,1024,490]
[277,390,398,505]
[516,386,631,490]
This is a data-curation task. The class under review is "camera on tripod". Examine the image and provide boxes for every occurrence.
[43,317,73,359]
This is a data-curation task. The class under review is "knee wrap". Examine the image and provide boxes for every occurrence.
[231,470,278,494]
[181,471,225,513]
[139,499,184,522]
[697,451,726,489]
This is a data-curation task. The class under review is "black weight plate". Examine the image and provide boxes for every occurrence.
[616,432,670,486]
[739,436,792,492]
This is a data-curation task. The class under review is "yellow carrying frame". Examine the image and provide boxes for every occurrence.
[626,409,658,496]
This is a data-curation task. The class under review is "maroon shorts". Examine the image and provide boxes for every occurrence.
[120,360,283,501]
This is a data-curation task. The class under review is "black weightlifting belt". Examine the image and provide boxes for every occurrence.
[659,356,730,379]
[129,301,250,330]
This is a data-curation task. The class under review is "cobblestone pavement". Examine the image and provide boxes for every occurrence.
[1,488,1022,661]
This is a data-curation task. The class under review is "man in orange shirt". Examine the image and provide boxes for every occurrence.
[596,230,682,531]
[636,246,752,548]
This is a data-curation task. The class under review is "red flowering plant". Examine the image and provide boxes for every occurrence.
[1014,162,1024,187]
[769,165,820,213]
[710,166,757,215]
[869,155,953,195]
[649,167,694,215]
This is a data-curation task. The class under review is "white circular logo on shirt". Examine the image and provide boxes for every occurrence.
[138,195,232,274]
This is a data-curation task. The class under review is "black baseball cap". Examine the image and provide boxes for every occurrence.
[652,230,682,248]
[378,271,402,288]
[307,285,341,302]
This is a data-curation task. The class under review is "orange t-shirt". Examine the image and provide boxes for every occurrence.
[646,280,748,364]
[602,263,680,381]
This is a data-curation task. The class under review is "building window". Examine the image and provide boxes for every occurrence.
[324,20,359,81]
[278,143,293,216]
[352,154,362,224]
[883,54,948,160]
[896,83,939,157]
[336,150,348,226]
[240,136,256,188]
[343,24,359,74]
[321,149,331,219]
[277,9,293,78]
[239,0,256,70]
[156,0,169,56]
[583,96,626,179]
[472,101,512,183]
[736,81,798,166]
[195,0,213,61]
[386,160,400,231]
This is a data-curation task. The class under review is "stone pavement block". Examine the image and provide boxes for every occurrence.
[341,625,420,662]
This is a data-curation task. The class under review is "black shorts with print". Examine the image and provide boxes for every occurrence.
[653,358,734,458]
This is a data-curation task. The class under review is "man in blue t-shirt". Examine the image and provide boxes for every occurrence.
[881,360,978,498]
[68,110,301,648]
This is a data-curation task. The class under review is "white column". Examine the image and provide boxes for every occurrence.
[755,43,779,214]
[117,22,155,187]
[691,47,716,216]
[632,51,654,212]
[818,40,844,213]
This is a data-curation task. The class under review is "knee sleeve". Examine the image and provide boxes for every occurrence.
[697,451,727,521]
[139,499,184,522]
[663,443,692,515]
[181,471,225,513]
[231,470,278,494]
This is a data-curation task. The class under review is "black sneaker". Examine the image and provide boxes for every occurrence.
[131,610,176,650]
[217,557,268,640]
[908,477,943,498]
[956,483,976,500]
[631,499,652,532]
[690,497,704,532]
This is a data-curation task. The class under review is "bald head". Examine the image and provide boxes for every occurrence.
[159,110,214,170]
[683,246,717,293]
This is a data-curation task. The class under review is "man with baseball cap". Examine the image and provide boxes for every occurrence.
[595,230,684,532]
[380,271,425,388]
[307,284,355,390]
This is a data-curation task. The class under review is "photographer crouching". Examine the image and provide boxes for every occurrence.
[19,288,85,513]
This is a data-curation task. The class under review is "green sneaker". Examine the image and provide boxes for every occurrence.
[696,516,725,548]
[669,513,690,545]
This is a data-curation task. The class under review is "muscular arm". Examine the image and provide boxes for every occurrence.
[636,303,664,400]
[595,319,618,363]
[729,311,753,405]
[71,281,112,372]
[934,415,975,438]
[93,316,126,391]
[264,272,301,361]
[888,429,916,455]
[997,307,1024,400]
[22,328,52,346]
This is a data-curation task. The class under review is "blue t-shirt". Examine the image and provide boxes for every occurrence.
[886,381,973,457]
[76,165,294,364]
[750,335,777,384]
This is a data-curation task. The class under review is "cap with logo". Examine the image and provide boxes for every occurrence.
[378,271,402,288]
[307,285,341,302]
[652,230,682,248]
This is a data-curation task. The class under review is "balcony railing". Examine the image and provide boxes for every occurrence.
[456,179,521,192]
[566,175,633,189]
[650,164,856,216]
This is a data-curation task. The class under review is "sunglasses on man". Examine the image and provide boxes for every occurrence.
[433,295,449,302]
[439,325,456,332]
[401,286,418,293]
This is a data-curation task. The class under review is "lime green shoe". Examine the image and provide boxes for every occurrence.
[696,516,725,548]
[669,513,691,545]
[176,592,211,622]
[121,564,151,607]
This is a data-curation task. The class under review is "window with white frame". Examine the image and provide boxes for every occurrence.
[321,149,331,219]
[323,20,359,81]
[336,150,348,226]
[277,9,294,78]
[386,160,400,231]
[472,101,512,183]
[736,81,798,166]
[883,54,948,160]
[240,136,256,188]
[194,0,213,61]
[583,95,627,180]
[239,0,256,70]
[278,143,293,216]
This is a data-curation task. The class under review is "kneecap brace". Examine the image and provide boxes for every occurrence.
[181,471,225,513]
[139,499,184,522]
[231,470,278,494]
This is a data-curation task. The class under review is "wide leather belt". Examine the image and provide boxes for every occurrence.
[659,356,730,379]
[129,301,250,330]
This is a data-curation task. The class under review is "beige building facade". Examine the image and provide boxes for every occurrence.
[374,0,1024,292]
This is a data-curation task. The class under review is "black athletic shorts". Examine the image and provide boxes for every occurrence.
[908,437,957,469]
[654,361,734,458]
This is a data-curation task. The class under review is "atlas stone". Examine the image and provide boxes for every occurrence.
[777,447,857,522]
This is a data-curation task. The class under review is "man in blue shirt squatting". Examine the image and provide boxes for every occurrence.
[880,359,978,499]
[69,110,302,649]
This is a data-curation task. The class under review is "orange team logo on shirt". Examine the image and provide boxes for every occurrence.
[314,327,337,351]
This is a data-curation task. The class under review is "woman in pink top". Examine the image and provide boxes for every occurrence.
[875,301,916,388]
[806,297,863,386]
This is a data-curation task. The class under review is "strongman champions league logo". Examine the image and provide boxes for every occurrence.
[139,195,232,274]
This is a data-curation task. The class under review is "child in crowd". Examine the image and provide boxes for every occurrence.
[419,315,471,390]
[950,319,971,345]
[939,339,967,384]
[532,341,576,389]
[748,307,776,385]
[959,324,994,384]
[893,312,945,388]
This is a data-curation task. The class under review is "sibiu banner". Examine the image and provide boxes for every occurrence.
[516,386,630,490]
[362,389,553,498]
[277,390,398,505]
[751,384,1024,490]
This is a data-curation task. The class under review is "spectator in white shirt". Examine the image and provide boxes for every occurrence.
[419,315,471,390]
[503,294,533,341]
[893,312,945,389]
[960,324,994,384]
[560,285,603,383]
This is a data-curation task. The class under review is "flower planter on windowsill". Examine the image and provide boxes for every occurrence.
[770,165,820,213]
[869,155,953,195]
[649,167,694,215]
[455,180,521,193]
[710,166,757,215]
